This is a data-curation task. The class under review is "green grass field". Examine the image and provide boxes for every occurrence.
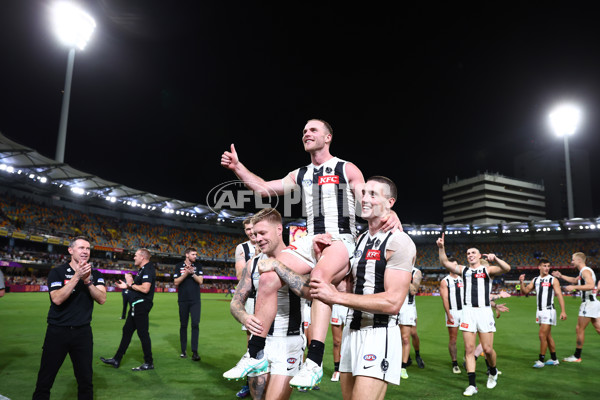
[0,293,598,399]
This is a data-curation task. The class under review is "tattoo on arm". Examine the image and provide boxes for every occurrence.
[273,260,311,298]
[230,267,251,323]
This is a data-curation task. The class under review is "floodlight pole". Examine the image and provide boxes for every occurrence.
[55,47,76,164]
[563,135,575,219]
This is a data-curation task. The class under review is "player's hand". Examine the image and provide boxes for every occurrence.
[518,274,525,282]
[498,290,511,298]
[221,143,239,171]
[74,260,91,281]
[560,312,567,320]
[551,271,561,279]
[243,315,264,336]
[436,233,445,249]
[125,273,134,286]
[483,253,497,263]
[313,234,333,260]
[381,211,402,232]
[565,285,575,292]
[495,303,509,313]
[115,280,127,289]
[447,314,454,325]
[257,258,276,274]
[309,278,338,305]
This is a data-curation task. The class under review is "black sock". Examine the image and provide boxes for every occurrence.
[402,362,409,368]
[306,340,325,366]
[452,360,458,367]
[539,354,545,362]
[574,348,582,359]
[551,352,557,361]
[468,372,476,387]
[334,361,340,372]
[248,336,266,359]
[415,350,421,358]
[489,366,497,376]
[484,358,490,368]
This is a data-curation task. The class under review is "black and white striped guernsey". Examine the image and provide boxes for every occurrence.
[442,275,464,311]
[532,276,555,311]
[579,266,598,303]
[462,266,492,308]
[240,241,257,300]
[250,254,302,337]
[348,231,397,330]
[402,268,419,308]
[294,157,356,236]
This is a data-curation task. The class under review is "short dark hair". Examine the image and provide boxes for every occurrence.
[185,247,197,255]
[538,258,550,266]
[69,236,90,248]
[308,119,333,136]
[367,176,397,200]
[243,217,253,226]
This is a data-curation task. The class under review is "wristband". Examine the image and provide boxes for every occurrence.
[85,281,93,287]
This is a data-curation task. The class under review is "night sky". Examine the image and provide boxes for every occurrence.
[1,1,599,224]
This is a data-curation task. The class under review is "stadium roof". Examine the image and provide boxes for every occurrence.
[0,131,247,223]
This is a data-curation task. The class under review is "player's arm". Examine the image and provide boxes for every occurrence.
[220,143,294,196]
[409,269,422,295]
[230,261,263,335]
[518,274,534,295]
[553,277,567,320]
[234,244,247,280]
[174,265,188,286]
[565,269,596,292]
[191,266,204,285]
[436,234,462,275]
[49,263,90,306]
[551,270,578,284]
[258,258,312,299]
[485,253,511,276]
[125,273,152,294]
[439,279,452,321]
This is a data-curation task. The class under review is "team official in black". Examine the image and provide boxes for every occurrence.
[101,248,156,371]
[173,247,204,361]
[33,236,106,400]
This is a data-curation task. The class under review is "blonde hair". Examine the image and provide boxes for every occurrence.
[573,252,586,263]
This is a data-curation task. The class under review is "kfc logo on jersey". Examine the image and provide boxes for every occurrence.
[318,175,339,185]
[365,249,381,260]
[457,282,464,288]
[474,272,486,278]
[332,318,340,324]
[542,282,551,287]
[363,354,377,361]
[460,322,469,329]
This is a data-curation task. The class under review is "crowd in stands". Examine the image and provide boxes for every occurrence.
[0,193,245,259]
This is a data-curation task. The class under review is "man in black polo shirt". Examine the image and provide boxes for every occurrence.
[100,248,156,371]
[173,247,203,361]
[33,236,106,400]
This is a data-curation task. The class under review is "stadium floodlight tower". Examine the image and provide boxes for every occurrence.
[51,2,96,163]
[549,103,581,220]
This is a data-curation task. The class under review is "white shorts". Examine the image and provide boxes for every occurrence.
[579,300,600,318]
[339,325,402,385]
[446,309,462,328]
[331,304,348,326]
[248,335,305,377]
[241,297,256,331]
[460,306,496,333]
[536,309,557,326]
[398,305,417,326]
[302,299,311,328]
[282,233,355,269]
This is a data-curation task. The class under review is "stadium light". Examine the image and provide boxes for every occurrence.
[51,2,96,163]
[549,103,581,219]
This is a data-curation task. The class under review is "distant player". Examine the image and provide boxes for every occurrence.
[437,234,511,397]
[552,252,600,362]
[440,257,463,374]
[519,259,567,368]
[399,266,423,379]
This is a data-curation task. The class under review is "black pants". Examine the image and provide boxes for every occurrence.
[121,292,129,319]
[33,324,93,400]
[179,301,201,353]
[114,300,153,364]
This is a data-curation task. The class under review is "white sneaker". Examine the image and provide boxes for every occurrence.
[223,352,268,380]
[401,368,408,379]
[563,355,581,363]
[545,359,559,366]
[463,385,478,396]
[453,365,461,374]
[533,360,545,368]
[289,359,323,389]
[330,371,340,382]
[486,373,498,389]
